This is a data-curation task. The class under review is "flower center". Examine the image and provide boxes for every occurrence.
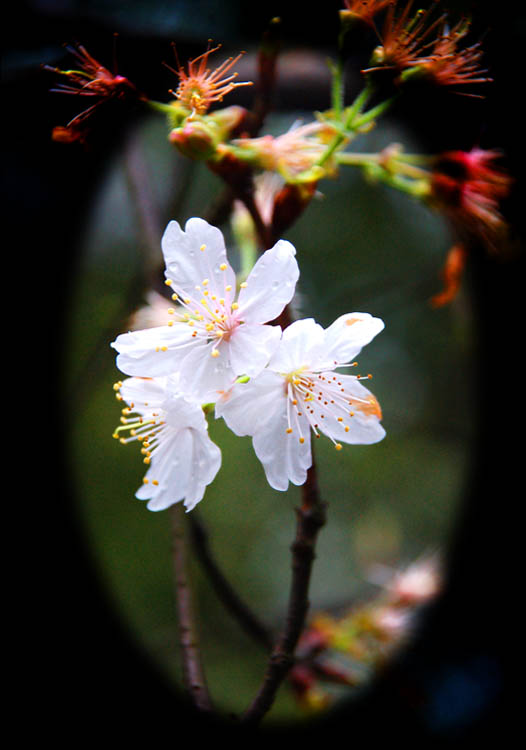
[282,365,381,449]
[163,246,244,358]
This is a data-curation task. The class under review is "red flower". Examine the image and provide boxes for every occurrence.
[364,2,490,95]
[405,19,491,94]
[166,42,252,115]
[340,0,392,27]
[428,148,512,306]
[45,43,142,143]
[430,148,511,250]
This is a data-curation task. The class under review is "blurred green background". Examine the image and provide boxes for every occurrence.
[65,103,475,724]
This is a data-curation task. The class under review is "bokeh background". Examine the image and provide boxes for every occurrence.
[6,0,522,740]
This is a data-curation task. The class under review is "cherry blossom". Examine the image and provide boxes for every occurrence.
[113,376,221,511]
[111,217,299,403]
[216,314,385,491]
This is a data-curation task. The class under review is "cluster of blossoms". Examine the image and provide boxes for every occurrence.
[111,218,385,510]
[288,555,442,710]
[45,1,511,313]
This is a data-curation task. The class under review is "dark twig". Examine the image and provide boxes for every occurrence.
[241,455,327,725]
[171,504,213,712]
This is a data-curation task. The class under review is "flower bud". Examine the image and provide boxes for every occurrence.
[206,104,249,139]
[169,120,216,160]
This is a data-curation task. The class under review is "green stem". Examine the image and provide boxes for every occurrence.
[145,99,177,116]
[328,58,344,118]
[316,82,388,168]
[336,151,430,178]
[350,94,399,130]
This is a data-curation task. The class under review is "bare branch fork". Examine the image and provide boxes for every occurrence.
[241,458,327,724]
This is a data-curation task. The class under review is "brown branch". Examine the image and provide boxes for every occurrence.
[171,504,213,713]
[241,455,327,725]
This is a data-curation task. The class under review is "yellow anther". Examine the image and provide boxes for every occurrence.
[200,244,206,251]
[344,426,350,432]
[335,443,343,451]
[292,399,297,405]
[202,278,209,286]
[231,302,239,310]
[183,297,191,304]
[143,457,151,464]
[115,392,123,401]
[299,437,305,444]
[203,290,209,296]
[337,417,343,422]
[172,293,178,301]
[219,263,227,271]
[143,478,149,484]
[112,432,119,439]
[167,321,174,326]
[211,349,220,358]
[225,285,232,292]
[152,480,159,486]
[113,381,122,391]
[165,278,173,286]
[167,308,175,314]
[240,281,247,288]
[286,428,293,434]
[219,298,225,305]
[205,323,215,331]
[161,346,168,351]
[349,411,355,417]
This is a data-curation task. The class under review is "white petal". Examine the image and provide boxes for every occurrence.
[183,432,222,512]
[309,373,385,445]
[237,240,299,324]
[136,426,221,512]
[162,392,209,431]
[227,323,281,378]
[215,370,285,437]
[321,312,385,366]
[119,376,167,411]
[177,340,237,403]
[111,325,195,377]
[267,318,325,373]
[252,414,312,491]
[140,428,194,511]
[161,218,236,302]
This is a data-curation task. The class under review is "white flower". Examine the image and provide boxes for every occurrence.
[113,376,221,511]
[111,218,300,402]
[216,314,385,491]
